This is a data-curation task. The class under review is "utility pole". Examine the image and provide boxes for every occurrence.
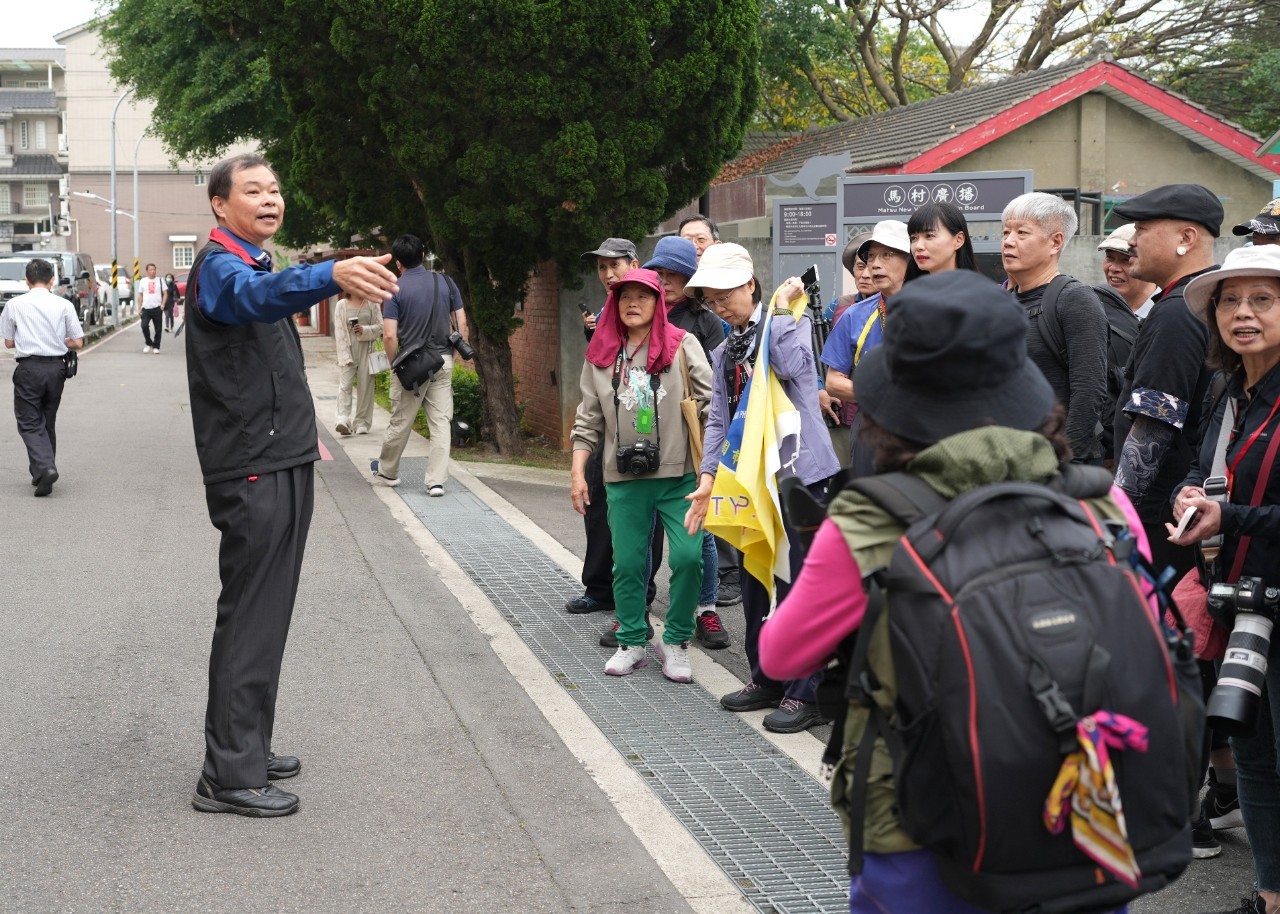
[110,86,135,329]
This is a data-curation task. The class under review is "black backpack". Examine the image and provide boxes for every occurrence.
[1032,277,1138,456]
[819,468,1203,914]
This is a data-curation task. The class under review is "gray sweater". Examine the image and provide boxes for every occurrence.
[1017,278,1109,460]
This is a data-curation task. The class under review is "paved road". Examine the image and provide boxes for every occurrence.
[0,322,1258,914]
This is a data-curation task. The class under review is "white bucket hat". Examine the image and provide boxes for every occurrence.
[1097,224,1136,254]
[1185,245,1280,321]
[685,242,754,296]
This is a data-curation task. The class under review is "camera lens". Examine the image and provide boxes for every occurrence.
[1207,613,1274,737]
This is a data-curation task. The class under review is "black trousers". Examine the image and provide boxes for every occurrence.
[581,443,662,604]
[202,463,314,788]
[12,357,65,479]
[141,307,163,348]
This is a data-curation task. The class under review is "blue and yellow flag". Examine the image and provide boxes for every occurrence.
[705,288,804,598]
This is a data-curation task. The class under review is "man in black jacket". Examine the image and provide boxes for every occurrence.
[1112,183,1221,577]
[186,153,398,817]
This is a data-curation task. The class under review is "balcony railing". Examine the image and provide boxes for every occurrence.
[0,202,13,215]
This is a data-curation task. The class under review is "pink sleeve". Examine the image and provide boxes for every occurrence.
[760,519,868,681]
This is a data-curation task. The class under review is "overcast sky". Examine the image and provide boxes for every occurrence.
[6,0,106,47]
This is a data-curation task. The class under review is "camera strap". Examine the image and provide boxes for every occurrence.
[611,347,661,453]
[1221,403,1280,583]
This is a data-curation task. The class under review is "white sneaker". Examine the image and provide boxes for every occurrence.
[428,485,445,497]
[604,645,649,677]
[655,641,693,683]
[143,346,152,353]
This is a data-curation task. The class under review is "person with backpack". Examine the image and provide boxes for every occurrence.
[759,270,1202,913]
[1002,192,1110,464]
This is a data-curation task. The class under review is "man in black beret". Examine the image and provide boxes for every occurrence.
[1111,184,1221,576]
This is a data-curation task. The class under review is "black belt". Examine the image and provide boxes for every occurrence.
[16,355,65,363]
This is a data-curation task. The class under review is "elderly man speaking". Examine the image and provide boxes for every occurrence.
[184,153,399,817]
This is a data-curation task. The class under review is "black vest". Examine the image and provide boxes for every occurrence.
[184,237,319,484]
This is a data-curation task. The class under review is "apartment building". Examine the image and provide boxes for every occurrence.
[0,48,67,253]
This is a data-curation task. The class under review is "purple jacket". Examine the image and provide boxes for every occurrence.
[700,313,841,486]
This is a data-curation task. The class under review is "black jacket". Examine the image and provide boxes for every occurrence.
[184,240,319,484]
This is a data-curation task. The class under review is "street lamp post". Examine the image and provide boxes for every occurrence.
[110,86,135,328]
[133,131,144,297]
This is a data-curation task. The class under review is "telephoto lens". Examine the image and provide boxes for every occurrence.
[449,331,476,361]
[1205,578,1278,737]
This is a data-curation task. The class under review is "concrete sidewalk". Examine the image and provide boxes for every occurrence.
[0,321,1256,914]
[0,326,721,914]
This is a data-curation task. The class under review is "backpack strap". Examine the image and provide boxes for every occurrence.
[1028,274,1073,367]
[844,472,948,526]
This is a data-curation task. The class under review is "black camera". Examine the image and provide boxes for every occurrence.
[449,331,476,361]
[616,438,661,476]
[1206,576,1279,737]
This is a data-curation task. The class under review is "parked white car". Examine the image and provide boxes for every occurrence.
[0,258,28,316]
[96,264,131,313]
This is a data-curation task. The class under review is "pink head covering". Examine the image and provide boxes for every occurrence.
[584,268,685,374]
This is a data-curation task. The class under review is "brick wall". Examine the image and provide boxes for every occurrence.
[509,260,563,443]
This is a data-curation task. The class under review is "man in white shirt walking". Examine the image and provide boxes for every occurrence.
[138,262,166,353]
[0,258,84,496]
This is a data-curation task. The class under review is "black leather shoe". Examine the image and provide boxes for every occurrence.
[192,776,299,817]
[720,681,784,712]
[267,753,301,780]
[763,698,828,733]
[566,594,613,614]
[34,469,58,498]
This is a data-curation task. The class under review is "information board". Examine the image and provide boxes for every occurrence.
[837,170,1032,254]
[772,197,840,319]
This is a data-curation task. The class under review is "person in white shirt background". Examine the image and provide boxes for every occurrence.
[137,263,166,353]
[0,258,84,496]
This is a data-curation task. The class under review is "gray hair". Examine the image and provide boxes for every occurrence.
[1002,192,1078,249]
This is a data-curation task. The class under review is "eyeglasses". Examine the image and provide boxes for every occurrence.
[702,285,744,309]
[1213,292,1279,314]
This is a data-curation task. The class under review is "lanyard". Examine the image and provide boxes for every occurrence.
[853,301,886,366]
[1226,394,1280,493]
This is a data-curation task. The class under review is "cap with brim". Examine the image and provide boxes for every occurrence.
[1184,245,1280,321]
[685,242,754,297]
[853,271,1055,445]
[1097,223,1136,253]
[642,235,699,278]
[1232,199,1280,237]
[1112,184,1224,237]
[582,237,638,261]
[842,230,873,273]
[856,220,911,262]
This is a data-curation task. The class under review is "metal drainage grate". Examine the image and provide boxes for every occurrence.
[394,458,848,913]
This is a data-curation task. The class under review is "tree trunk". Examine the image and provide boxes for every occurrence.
[472,324,525,457]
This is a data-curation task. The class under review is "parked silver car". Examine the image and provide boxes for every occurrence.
[3,251,102,326]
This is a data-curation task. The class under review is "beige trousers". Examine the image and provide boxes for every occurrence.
[377,352,453,486]
[337,341,376,432]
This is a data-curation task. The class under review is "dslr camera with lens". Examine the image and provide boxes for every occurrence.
[449,331,476,361]
[616,438,661,476]
[1205,575,1279,736]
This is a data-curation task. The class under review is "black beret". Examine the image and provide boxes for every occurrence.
[1113,184,1224,237]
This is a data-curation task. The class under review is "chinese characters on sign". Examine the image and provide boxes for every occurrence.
[778,202,838,247]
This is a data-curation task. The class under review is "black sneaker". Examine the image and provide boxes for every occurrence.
[566,594,613,614]
[715,573,742,607]
[695,609,730,649]
[1204,768,1244,830]
[1191,810,1222,859]
[1214,894,1266,914]
[599,615,654,648]
[720,680,784,712]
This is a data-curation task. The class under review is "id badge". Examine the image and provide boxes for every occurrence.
[636,406,654,435]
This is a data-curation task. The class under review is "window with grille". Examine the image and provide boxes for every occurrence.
[35,121,46,150]
[18,121,28,149]
[173,244,194,269]
[23,183,46,208]
[0,184,10,215]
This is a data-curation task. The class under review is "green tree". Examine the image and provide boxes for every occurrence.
[1166,9,1280,137]
[103,0,760,455]
[759,0,1262,123]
